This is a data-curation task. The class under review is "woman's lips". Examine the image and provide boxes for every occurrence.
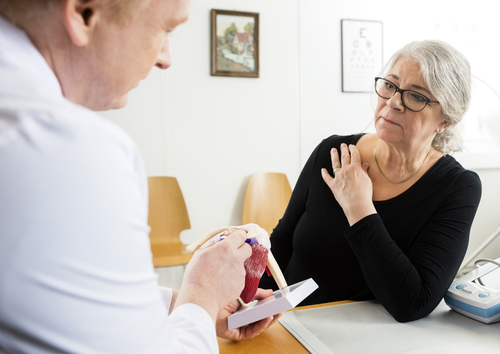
[380,116,399,126]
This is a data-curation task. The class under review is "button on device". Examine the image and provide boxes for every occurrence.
[455,284,466,290]
[478,293,490,298]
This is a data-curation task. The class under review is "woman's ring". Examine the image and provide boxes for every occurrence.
[333,167,341,174]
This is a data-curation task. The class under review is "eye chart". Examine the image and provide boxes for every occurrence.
[341,19,383,93]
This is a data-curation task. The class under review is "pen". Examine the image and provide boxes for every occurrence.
[245,237,258,245]
[214,235,257,245]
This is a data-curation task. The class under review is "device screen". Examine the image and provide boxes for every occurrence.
[472,265,500,291]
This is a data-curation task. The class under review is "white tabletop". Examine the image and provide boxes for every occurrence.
[279,300,500,354]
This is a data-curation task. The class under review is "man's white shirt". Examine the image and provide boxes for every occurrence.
[0,15,217,353]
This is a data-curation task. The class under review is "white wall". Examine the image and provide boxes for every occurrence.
[298,0,500,271]
[100,0,500,287]
[102,0,301,287]
[299,0,500,160]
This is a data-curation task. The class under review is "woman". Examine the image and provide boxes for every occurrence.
[259,40,481,322]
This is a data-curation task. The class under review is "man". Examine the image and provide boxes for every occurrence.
[0,0,279,352]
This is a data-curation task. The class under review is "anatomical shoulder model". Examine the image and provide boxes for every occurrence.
[186,224,288,307]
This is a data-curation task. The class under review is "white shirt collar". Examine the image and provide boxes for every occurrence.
[0,14,62,97]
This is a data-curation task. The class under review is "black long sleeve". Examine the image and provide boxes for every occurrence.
[259,134,481,322]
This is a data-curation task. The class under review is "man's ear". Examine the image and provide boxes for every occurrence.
[61,0,101,47]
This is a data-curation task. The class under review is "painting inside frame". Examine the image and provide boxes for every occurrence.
[211,9,259,78]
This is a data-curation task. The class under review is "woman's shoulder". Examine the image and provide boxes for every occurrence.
[426,154,482,191]
[318,133,366,150]
[435,155,479,177]
[307,133,367,164]
[302,134,366,172]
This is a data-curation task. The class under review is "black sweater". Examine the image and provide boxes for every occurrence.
[259,134,482,322]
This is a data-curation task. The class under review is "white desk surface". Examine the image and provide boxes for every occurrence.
[279,300,500,354]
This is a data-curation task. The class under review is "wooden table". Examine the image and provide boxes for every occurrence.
[218,300,354,354]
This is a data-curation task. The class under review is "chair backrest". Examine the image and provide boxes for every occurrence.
[242,173,292,236]
[148,176,192,267]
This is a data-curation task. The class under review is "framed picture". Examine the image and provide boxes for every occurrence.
[211,9,259,78]
[341,19,383,92]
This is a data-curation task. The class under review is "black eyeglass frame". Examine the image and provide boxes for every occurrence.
[374,77,439,112]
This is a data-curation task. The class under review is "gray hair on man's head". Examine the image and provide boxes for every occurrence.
[382,40,471,154]
[0,0,144,25]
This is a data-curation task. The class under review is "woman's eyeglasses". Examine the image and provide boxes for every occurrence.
[374,77,439,112]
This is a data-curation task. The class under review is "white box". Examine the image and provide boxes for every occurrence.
[228,278,319,330]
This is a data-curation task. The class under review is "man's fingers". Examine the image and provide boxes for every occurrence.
[223,230,247,249]
[268,312,283,327]
[224,230,252,259]
[243,316,273,339]
[254,288,273,300]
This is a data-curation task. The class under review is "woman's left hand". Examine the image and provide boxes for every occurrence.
[321,143,377,226]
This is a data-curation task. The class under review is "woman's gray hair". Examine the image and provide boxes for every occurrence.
[382,40,471,154]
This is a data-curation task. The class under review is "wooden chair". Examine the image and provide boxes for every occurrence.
[242,173,292,236]
[147,176,192,268]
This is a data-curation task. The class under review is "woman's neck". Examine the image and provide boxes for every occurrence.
[372,136,438,185]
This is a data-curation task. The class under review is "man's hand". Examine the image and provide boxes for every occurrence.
[215,288,284,341]
[174,230,252,321]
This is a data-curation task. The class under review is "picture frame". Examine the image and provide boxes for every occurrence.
[211,9,259,78]
[341,19,383,93]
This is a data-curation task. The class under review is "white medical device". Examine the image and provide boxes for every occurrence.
[444,257,500,324]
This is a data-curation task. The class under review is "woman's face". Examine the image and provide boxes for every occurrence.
[374,57,448,150]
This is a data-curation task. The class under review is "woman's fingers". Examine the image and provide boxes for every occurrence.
[326,144,364,183]
[321,168,333,185]
[349,144,361,165]
[330,148,340,171]
[340,143,351,167]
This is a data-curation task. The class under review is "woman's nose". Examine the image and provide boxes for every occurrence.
[387,92,405,111]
